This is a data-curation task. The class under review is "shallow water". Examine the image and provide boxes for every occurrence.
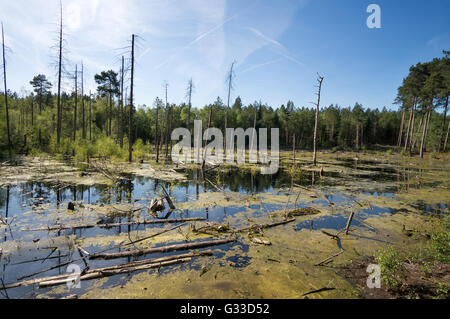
[0,153,448,299]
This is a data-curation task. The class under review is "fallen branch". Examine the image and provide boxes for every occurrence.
[39,258,192,288]
[159,184,176,210]
[18,224,188,280]
[89,238,235,260]
[345,212,355,235]
[22,218,205,232]
[321,230,339,240]
[3,251,213,290]
[315,249,344,266]
[237,219,296,233]
[302,287,336,297]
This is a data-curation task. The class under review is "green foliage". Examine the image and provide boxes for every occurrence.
[376,246,406,289]
[429,216,450,263]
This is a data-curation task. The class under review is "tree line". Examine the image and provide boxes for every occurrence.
[0,5,449,162]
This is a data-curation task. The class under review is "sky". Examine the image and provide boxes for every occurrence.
[0,0,449,111]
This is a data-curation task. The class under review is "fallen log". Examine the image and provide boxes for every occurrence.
[3,251,213,290]
[237,219,296,233]
[22,218,205,232]
[302,287,336,297]
[321,230,339,240]
[90,238,236,260]
[39,258,192,288]
[315,249,344,266]
[345,212,355,235]
[18,224,188,280]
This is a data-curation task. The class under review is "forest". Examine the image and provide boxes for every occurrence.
[0,13,448,163]
[0,3,449,301]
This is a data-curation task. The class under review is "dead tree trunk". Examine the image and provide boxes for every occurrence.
[1,23,12,159]
[313,74,324,166]
[73,64,77,142]
[155,98,160,163]
[186,78,193,133]
[119,56,124,148]
[202,105,213,169]
[164,82,170,159]
[128,34,135,163]
[56,2,63,147]
[89,91,92,141]
[225,62,235,150]
[81,62,85,139]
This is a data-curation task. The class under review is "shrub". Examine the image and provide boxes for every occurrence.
[376,246,406,289]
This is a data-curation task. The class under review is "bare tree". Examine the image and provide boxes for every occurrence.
[73,64,77,142]
[89,91,92,141]
[186,78,194,131]
[164,81,170,159]
[81,62,86,139]
[119,56,124,148]
[56,1,63,147]
[225,61,236,149]
[155,97,161,163]
[1,22,12,159]
[313,74,324,166]
[128,34,135,163]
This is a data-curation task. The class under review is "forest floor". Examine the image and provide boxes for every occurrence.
[0,150,449,299]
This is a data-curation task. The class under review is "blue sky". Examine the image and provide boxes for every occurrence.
[1,0,449,110]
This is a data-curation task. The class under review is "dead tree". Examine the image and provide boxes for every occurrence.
[164,81,170,159]
[1,22,12,159]
[186,78,194,132]
[313,74,324,166]
[119,56,124,148]
[155,97,161,163]
[202,104,213,169]
[56,1,63,147]
[81,62,86,139]
[73,64,77,142]
[225,61,236,150]
[128,34,135,163]
[89,91,92,141]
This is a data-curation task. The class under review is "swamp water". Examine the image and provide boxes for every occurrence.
[0,153,448,299]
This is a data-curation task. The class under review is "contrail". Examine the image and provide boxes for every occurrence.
[247,27,303,67]
[155,12,241,70]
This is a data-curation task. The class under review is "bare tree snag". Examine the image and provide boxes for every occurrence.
[1,23,12,159]
[313,74,324,166]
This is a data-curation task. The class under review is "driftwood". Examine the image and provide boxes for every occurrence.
[315,249,344,266]
[39,258,192,288]
[293,184,334,207]
[23,218,205,232]
[3,251,213,290]
[159,184,176,210]
[237,219,296,233]
[321,230,339,240]
[18,223,188,280]
[302,287,336,297]
[345,212,355,235]
[89,238,236,260]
